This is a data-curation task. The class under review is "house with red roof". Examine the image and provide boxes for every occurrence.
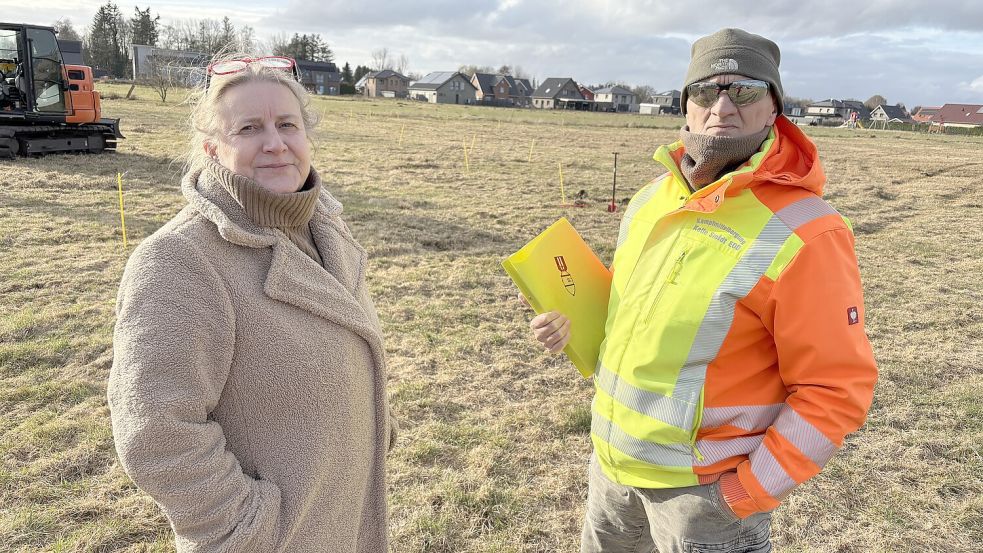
[930,104,983,128]
[911,106,940,123]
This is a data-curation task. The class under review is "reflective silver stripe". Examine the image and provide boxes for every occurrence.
[694,435,764,467]
[674,195,842,424]
[701,404,783,432]
[617,178,666,248]
[772,406,837,468]
[673,215,792,414]
[592,412,693,467]
[749,444,796,500]
[595,363,690,429]
[775,195,838,230]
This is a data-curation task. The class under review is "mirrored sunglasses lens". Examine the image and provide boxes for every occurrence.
[688,84,720,107]
[729,83,768,106]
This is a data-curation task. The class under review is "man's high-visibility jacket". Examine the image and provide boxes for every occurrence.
[593,116,878,519]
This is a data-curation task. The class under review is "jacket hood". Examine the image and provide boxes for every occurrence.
[181,162,344,249]
[656,116,826,198]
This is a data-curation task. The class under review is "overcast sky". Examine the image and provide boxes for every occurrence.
[10,0,983,108]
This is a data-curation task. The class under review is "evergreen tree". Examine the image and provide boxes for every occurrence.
[218,17,237,52]
[88,2,130,77]
[280,33,333,63]
[130,6,160,46]
[353,64,372,83]
[341,62,353,84]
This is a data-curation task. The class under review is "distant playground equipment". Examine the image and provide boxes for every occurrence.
[840,111,865,129]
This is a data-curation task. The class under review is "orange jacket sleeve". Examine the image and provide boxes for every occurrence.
[723,227,878,518]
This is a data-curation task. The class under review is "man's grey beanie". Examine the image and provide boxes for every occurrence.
[680,28,783,115]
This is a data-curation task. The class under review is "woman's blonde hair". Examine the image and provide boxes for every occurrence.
[185,53,320,173]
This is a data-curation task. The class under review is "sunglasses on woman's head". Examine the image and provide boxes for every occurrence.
[686,79,770,108]
[207,56,296,76]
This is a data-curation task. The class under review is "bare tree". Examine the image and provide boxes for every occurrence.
[266,31,289,56]
[631,84,656,103]
[53,18,82,41]
[237,25,256,53]
[396,54,409,75]
[142,55,173,102]
[371,47,392,71]
[864,94,887,110]
[458,64,494,77]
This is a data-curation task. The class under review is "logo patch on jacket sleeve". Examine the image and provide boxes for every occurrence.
[847,306,859,325]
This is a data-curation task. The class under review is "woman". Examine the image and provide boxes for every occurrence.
[108,56,393,552]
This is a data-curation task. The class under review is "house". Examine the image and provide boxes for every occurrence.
[930,103,983,128]
[296,60,342,95]
[784,105,805,117]
[130,44,208,85]
[356,70,410,98]
[472,73,512,106]
[911,106,940,123]
[869,104,912,123]
[594,85,637,112]
[805,99,871,123]
[646,89,680,115]
[470,73,533,107]
[408,71,478,104]
[579,85,595,102]
[532,78,590,110]
[511,77,534,107]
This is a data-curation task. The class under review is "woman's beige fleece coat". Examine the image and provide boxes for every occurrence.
[108,167,390,552]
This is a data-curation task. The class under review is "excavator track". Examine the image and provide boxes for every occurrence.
[0,122,121,158]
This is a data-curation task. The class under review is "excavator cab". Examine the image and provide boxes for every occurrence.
[0,22,122,157]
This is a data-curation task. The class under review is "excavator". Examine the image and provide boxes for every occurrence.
[0,22,123,158]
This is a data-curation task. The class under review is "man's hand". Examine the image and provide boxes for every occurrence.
[518,293,572,354]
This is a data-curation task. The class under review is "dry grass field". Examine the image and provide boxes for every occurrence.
[1,82,981,552]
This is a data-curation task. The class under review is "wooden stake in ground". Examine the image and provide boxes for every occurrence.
[116,172,128,249]
[398,124,405,146]
[469,133,476,155]
[609,152,619,213]
[558,162,566,205]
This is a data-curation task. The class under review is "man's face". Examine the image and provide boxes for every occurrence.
[685,74,778,137]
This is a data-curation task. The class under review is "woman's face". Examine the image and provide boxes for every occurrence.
[205,81,312,194]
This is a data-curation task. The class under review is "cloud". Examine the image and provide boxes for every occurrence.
[10,0,983,108]
[262,0,983,40]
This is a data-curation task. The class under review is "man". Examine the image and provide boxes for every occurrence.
[527,28,877,552]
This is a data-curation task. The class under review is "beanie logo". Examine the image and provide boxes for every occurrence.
[710,58,739,72]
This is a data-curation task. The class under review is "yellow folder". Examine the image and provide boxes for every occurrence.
[502,218,612,378]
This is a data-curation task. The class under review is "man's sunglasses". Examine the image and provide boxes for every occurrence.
[686,79,770,108]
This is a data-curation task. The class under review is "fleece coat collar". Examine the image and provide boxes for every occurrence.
[182,166,383,352]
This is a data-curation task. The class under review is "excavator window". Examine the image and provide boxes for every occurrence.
[27,27,65,113]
